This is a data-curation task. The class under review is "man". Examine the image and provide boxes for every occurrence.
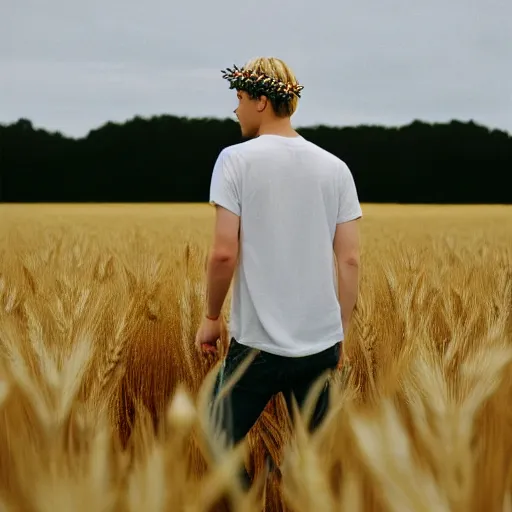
[195,57,362,488]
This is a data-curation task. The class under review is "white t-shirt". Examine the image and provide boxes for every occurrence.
[209,134,362,357]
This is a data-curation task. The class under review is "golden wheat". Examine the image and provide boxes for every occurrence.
[0,203,511,512]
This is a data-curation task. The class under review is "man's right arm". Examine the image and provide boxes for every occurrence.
[333,218,360,334]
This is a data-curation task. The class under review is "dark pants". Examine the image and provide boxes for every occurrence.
[209,338,340,489]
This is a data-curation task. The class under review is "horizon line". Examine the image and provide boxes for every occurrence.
[2,114,511,140]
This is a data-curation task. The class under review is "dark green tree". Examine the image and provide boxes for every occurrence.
[0,116,510,204]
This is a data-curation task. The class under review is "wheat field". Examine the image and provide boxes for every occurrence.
[0,203,511,512]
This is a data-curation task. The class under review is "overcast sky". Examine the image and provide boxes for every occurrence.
[1,0,511,138]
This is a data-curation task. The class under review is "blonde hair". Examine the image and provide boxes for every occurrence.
[243,56,300,117]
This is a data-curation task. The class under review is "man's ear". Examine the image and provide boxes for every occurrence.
[256,95,268,112]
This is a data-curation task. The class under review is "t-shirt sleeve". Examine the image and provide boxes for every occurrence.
[337,161,363,224]
[209,149,241,216]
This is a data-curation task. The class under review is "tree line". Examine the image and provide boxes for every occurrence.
[0,115,511,203]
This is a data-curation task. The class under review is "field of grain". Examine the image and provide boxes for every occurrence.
[0,203,511,512]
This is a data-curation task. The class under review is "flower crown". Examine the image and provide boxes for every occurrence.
[221,65,304,103]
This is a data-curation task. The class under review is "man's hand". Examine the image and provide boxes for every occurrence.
[195,317,223,355]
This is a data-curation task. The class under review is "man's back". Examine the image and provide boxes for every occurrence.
[210,134,362,357]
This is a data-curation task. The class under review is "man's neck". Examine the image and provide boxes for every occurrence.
[257,118,299,138]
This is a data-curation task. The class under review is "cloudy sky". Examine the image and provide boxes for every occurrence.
[1,0,511,138]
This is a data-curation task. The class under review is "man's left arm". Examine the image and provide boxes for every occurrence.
[195,149,241,353]
[205,205,240,319]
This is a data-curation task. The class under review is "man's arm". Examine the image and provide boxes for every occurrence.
[333,218,360,333]
[205,205,240,319]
